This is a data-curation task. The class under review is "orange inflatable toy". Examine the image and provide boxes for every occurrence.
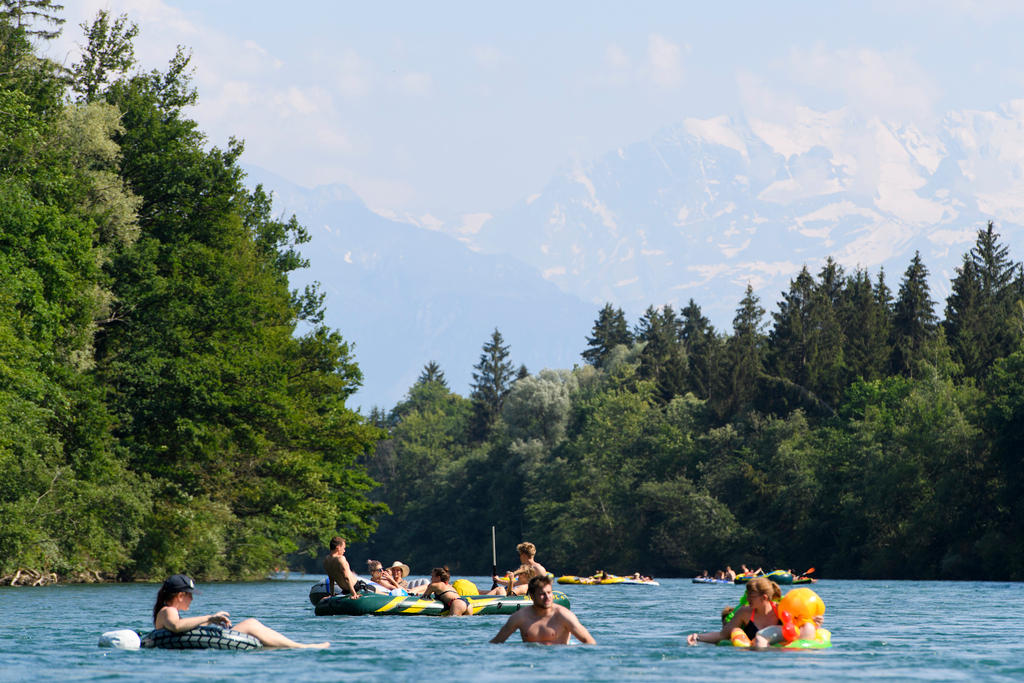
[778,587,825,628]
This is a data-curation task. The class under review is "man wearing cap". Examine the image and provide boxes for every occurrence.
[323,536,361,599]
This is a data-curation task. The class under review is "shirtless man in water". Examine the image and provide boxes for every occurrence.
[490,576,596,645]
[323,536,360,598]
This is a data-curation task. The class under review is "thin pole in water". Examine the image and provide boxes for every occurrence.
[491,526,498,588]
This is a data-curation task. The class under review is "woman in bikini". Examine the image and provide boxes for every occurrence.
[421,566,472,616]
[687,576,783,647]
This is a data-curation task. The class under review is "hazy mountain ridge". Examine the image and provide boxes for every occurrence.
[245,166,594,409]
[472,107,1024,325]
[254,104,1024,408]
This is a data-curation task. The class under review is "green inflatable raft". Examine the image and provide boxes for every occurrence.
[314,590,571,616]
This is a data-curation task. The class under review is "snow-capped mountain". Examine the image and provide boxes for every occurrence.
[471,105,1024,326]
[260,103,1024,409]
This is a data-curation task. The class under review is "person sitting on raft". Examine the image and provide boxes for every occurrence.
[365,560,403,594]
[484,542,547,596]
[687,577,784,648]
[154,574,328,649]
[387,560,427,595]
[323,536,361,598]
[421,566,472,616]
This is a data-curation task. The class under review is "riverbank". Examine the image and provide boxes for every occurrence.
[2,567,116,586]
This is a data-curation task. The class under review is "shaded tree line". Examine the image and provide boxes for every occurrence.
[0,9,381,581]
[365,226,1024,581]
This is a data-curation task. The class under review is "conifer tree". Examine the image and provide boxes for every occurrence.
[944,222,1024,378]
[0,0,64,39]
[723,284,766,416]
[841,268,891,381]
[469,328,515,440]
[892,252,938,376]
[679,299,720,400]
[418,360,448,388]
[636,305,687,401]
[768,266,816,388]
[582,303,633,368]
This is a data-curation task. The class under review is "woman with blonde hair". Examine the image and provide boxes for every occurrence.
[687,577,783,648]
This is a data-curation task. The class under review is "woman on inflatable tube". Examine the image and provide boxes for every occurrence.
[687,577,825,648]
[152,574,329,649]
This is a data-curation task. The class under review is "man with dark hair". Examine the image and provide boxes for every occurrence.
[323,536,360,598]
[490,576,596,644]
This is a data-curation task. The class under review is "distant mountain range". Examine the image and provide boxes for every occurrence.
[244,167,595,410]
[249,104,1024,409]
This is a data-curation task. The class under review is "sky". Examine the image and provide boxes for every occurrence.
[52,1,1024,229]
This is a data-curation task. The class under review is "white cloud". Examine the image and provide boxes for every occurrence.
[333,50,372,98]
[474,45,505,68]
[787,45,939,122]
[647,34,684,88]
[398,71,433,96]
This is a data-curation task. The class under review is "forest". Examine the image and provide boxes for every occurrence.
[0,6,382,583]
[361,225,1024,581]
[2,4,1022,584]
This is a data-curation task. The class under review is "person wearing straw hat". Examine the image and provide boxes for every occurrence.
[387,560,427,594]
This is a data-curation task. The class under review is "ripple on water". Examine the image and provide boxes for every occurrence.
[1,578,1023,681]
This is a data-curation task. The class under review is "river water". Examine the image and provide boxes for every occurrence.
[1,575,1021,681]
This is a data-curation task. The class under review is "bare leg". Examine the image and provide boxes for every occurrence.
[233,618,329,649]
[481,585,507,596]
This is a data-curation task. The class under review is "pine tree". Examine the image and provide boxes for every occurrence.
[635,305,686,401]
[418,360,448,388]
[891,252,938,376]
[723,284,766,416]
[841,268,891,381]
[768,266,816,388]
[809,258,846,405]
[469,328,515,440]
[0,0,65,39]
[945,221,1024,377]
[679,299,720,400]
[582,303,633,368]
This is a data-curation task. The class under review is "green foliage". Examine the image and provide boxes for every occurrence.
[372,239,1024,580]
[70,10,138,103]
[469,328,516,440]
[0,16,382,581]
[583,303,633,368]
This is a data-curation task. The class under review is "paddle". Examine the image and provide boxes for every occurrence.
[799,567,815,577]
[491,526,498,589]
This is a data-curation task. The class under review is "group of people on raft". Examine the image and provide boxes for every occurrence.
[149,536,822,649]
[696,564,763,582]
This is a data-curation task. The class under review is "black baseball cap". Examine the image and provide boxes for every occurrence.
[162,574,196,593]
